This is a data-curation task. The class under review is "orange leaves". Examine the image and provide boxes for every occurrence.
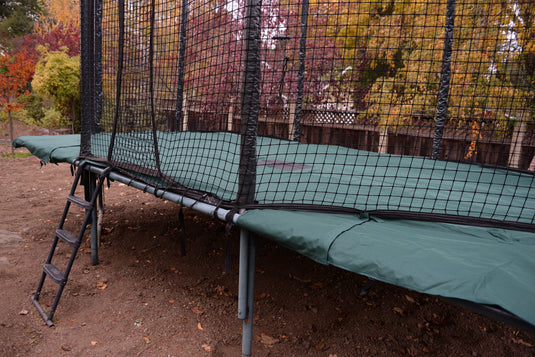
[0,50,36,113]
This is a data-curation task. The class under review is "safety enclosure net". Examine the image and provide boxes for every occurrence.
[80,0,535,230]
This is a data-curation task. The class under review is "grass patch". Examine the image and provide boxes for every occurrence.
[1,152,32,159]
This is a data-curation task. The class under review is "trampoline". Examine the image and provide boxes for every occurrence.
[13,133,535,333]
[15,0,535,354]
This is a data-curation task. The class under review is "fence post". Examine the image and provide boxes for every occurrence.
[228,101,234,132]
[432,0,456,160]
[182,97,189,131]
[378,127,389,154]
[288,102,296,141]
[508,120,526,168]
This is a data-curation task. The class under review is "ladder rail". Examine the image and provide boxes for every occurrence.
[31,163,112,326]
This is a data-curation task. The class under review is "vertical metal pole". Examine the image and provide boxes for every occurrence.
[238,229,249,320]
[293,0,309,142]
[237,0,261,206]
[107,0,125,160]
[148,0,163,176]
[176,0,189,131]
[90,172,99,265]
[94,0,103,134]
[238,229,256,357]
[237,1,261,355]
[80,0,94,155]
[432,0,456,159]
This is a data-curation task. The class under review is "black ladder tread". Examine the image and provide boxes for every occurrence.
[67,195,93,210]
[56,229,79,247]
[43,263,65,285]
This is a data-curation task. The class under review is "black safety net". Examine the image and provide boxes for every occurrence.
[80,0,535,230]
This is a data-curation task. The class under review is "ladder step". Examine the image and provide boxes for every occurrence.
[56,229,79,247]
[43,263,65,285]
[67,195,93,210]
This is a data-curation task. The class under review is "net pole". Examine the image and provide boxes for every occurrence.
[432,0,456,159]
[80,0,94,156]
[94,0,102,135]
[293,0,309,141]
[176,0,189,131]
[148,0,162,174]
[238,229,256,357]
[107,0,125,160]
[237,1,261,355]
[237,0,262,206]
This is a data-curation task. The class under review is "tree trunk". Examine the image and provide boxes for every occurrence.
[8,111,14,155]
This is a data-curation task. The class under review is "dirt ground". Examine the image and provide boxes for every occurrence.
[1,120,534,356]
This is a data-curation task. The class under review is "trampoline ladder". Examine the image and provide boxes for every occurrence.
[31,162,111,326]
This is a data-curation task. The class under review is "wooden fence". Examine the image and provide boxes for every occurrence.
[161,102,535,172]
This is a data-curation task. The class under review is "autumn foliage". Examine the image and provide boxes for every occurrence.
[0,51,36,114]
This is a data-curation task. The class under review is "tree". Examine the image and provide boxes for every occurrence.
[32,46,80,132]
[0,50,35,153]
[0,0,44,49]
[34,0,80,55]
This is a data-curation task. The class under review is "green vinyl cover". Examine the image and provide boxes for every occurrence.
[237,209,535,327]
[13,135,80,164]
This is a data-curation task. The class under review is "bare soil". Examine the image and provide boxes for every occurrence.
[1,120,534,356]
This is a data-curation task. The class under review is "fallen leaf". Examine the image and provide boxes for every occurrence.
[255,292,268,301]
[315,340,327,351]
[511,337,533,347]
[192,306,204,315]
[96,282,107,290]
[309,281,328,289]
[405,295,416,303]
[197,322,204,331]
[61,344,72,351]
[393,307,406,316]
[19,309,28,315]
[143,336,150,344]
[260,333,279,345]
[202,344,211,352]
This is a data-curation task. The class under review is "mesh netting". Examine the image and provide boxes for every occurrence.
[81,0,535,230]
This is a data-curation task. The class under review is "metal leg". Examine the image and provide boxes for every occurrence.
[86,171,99,266]
[238,229,256,357]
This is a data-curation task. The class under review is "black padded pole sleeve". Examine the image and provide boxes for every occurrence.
[293,0,309,142]
[237,0,262,206]
[432,0,456,160]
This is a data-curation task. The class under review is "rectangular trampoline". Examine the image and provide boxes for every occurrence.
[15,0,535,354]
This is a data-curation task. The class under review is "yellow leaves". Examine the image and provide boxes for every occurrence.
[36,0,80,34]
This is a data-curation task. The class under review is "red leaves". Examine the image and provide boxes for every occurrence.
[0,50,36,113]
